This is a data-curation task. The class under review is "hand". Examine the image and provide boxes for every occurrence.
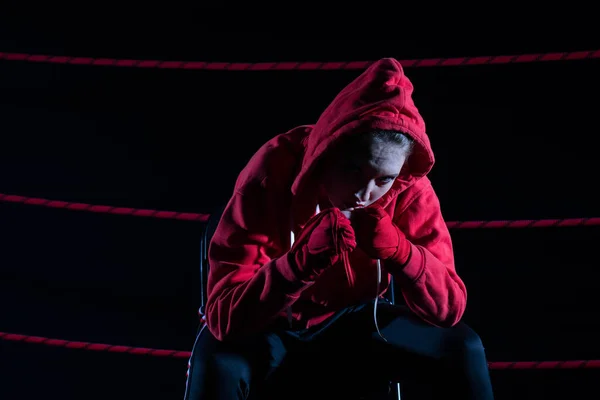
[351,204,411,264]
[290,208,356,280]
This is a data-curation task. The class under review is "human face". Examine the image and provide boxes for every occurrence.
[318,135,407,214]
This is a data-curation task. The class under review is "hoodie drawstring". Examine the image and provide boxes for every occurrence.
[342,251,356,287]
[374,259,387,341]
[287,222,295,327]
[289,206,387,341]
[344,251,386,341]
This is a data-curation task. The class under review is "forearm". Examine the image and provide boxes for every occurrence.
[386,243,467,327]
[205,254,312,341]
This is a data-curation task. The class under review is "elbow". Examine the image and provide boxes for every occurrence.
[204,313,237,343]
[425,309,464,328]
[204,305,252,342]
[205,317,239,342]
[207,325,234,342]
[415,288,467,328]
[434,296,467,328]
[208,323,260,343]
[435,311,464,328]
[435,275,468,328]
[411,303,465,328]
[204,302,231,342]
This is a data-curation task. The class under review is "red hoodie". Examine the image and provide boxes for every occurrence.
[206,58,467,341]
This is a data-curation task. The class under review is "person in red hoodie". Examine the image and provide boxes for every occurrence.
[184,58,494,399]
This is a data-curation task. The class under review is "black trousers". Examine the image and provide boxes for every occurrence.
[184,300,494,399]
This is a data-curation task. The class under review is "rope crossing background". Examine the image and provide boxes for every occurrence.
[2,42,599,400]
[2,192,600,229]
[1,331,598,370]
[0,193,209,222]
[1,50,599,71]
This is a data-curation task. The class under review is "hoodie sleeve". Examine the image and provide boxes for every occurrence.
[205,181,312,341]
[388,181,467,327]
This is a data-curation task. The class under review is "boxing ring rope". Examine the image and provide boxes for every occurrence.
[3,192,600,229]
[0,193,209,222]
[1,49,599,71]
[1,331,599,370]
[2,190,600,371]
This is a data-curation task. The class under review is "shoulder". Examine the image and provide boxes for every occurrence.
[234,126,312,194]
[393,177,436,215]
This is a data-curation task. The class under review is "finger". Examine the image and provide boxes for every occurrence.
[341,209,352,220]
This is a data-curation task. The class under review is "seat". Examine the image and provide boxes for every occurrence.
[198,205,402,399]
[198,204,225,318]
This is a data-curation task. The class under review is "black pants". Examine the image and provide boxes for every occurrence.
[184,300,494,399]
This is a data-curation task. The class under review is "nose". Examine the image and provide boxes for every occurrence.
[354,181,375,203]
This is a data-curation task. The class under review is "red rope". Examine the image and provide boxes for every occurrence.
[445,218,600,229]
[488,360,600,370]
[1,331,599,370]
[0,332,191,358]
[2,193,600,229]
[1,50,599,71]
[0,193,209,223]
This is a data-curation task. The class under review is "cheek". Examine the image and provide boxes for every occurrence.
[321,170,348,196]
[327,180,352,199]
[370,184,394,202]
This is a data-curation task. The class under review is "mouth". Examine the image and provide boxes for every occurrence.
[343,202,366,210]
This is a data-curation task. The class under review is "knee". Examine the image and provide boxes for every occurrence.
[443,323,486,359]
[210,353,252,387]
[187,352,253,399]
[186,337,254,399]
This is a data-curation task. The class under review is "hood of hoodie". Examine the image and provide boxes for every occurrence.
[291,58,434,208]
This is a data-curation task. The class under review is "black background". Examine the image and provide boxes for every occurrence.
[1,8,599,400]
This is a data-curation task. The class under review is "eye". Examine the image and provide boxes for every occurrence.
[376,176,396,185]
